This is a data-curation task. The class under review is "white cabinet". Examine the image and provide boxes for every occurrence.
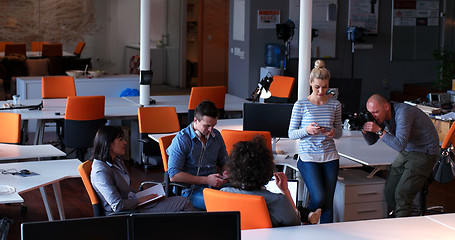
[333,169,387,222]
[16,75,140,99]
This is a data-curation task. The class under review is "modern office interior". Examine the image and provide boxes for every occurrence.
[1,0,455,239]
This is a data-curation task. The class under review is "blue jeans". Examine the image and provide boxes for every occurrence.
[182,186,206,210]
[297,159,339,223]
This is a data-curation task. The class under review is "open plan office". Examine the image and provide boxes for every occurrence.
[2,0,455,240]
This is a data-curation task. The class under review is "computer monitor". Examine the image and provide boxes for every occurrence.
[243,102,294,139]
[130,211,240,240]
[21,215,129,240]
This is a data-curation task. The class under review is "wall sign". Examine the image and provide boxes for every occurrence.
[348,0,379,35]
[391,0,439,60]
[257,10,280,29]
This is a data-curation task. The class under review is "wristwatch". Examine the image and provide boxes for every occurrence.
[376,129,384,137]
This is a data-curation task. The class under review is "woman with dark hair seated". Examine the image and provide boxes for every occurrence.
[222,136,321,227]
[90,125,194,214]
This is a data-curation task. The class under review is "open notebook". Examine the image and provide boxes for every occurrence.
[136,184,165,206]
[265,178,299,206]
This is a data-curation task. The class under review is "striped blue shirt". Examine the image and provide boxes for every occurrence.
[288,98,342,162]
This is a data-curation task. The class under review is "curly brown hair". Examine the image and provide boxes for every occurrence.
[227,135,275,190]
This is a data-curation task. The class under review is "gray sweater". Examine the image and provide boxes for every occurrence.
[382,102,439,155]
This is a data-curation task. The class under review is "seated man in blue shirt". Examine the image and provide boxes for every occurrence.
[167,100,229,210]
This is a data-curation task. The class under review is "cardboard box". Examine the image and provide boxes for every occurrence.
[431,118,454,143]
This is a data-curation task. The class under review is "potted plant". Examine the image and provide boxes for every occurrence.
[433,48,455,91]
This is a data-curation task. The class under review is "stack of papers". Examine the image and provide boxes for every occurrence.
[436,112,455,121]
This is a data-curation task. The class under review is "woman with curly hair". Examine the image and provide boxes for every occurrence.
[221,136,321,227]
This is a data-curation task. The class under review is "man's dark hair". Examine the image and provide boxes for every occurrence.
[227,135,275,190]
[195,100,219,120]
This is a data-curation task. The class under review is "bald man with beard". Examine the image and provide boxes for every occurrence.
[362,94,439,217]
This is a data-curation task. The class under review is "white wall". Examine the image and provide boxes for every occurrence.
[85,0,166,75]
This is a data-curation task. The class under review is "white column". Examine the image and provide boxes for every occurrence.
[298,0,312,100]
[140,0,151,106]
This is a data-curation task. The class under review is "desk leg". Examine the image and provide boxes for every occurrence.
[280,164,309,207]
[34,119,44,145]
[130,120,140,163]
[21,119,28,144]
[368,165,388,179]
[297,172,310,208]
[39,186,54,221]
[52,182,65,220]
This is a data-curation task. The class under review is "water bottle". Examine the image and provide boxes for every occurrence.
[264,44,281,68]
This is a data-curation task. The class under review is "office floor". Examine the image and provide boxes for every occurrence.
[2,158,455,240]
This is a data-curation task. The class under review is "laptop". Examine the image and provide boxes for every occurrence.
[265,178,299,206]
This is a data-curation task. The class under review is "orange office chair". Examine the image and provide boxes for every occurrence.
[42,76,76,99]
[265,76,295,103]
[187,86,226,124]
[0,41,13,52]
[139,134,188,196]
[5,43,26,57]
[64,96,106,161]
[220,129,272,154]
[203,188,272,230]
[0,112,21,144]
[139,134,187,196]
[42,43,63,57]
[73,41,85,57]
[41,76,76,146]
[137,107,181,167]
[31,41,50,52]
[78,160,105,216]
[78,160,136,216]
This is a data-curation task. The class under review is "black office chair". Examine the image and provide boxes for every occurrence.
[413,123,455,216]
[414,159,444,216]
[138,134,188,197]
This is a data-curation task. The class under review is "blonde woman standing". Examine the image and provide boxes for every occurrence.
[288,60,342,223]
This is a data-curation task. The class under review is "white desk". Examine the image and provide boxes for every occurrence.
[0,143,65,161]
[148,118,363,206]
[124,94,248,114]
[16,74,140,100]
[0,51,75,58]
[334,131,397,177]
[149,119,366,170]
[149,119,386,170]
[242,213,455,240]
[0,98,140,145]
[2,93,247,121]
[427,214,455,229]
[0,159,81,221]
[1,95,247,161]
